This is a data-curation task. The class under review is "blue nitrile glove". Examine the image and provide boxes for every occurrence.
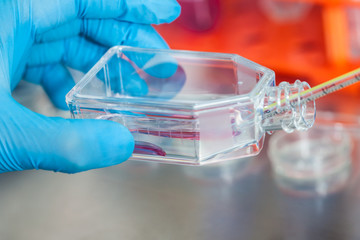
[0,0,181,173]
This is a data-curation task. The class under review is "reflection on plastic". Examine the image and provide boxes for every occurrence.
[268,124,352,197]
[120,52,186,99]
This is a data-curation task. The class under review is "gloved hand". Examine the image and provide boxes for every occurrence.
[0,0,181,173]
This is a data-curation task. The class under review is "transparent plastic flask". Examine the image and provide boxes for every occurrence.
[66,46,315,165]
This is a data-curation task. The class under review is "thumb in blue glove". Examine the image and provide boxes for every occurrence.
[0,0,181,173]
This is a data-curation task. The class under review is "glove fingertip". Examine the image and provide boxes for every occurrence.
[151,0,181,24]
[47,119,134,173]
[81,119,135,168]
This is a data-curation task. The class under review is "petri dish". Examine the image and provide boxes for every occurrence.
[268,112,353,196]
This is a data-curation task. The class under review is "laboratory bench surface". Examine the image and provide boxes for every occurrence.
[0,141,360,240]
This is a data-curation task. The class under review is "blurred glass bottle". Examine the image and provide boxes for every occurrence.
[177,0,220,31]
[347,7,360,61]
[259,0,312,23]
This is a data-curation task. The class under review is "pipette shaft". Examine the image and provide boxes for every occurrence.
[263,67,360,119]
[299,67,360,103]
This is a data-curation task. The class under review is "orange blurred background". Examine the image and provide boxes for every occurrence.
[155,0,360,115]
